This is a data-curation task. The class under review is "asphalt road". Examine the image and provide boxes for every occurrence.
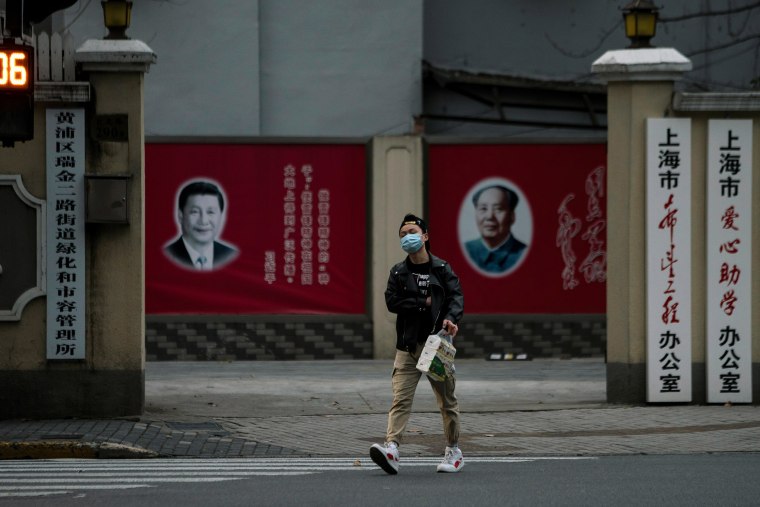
[3,454,759,506]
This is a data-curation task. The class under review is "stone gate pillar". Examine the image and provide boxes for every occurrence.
[591,48,692,403]
[370,136,424,359]
[0,38,155,418]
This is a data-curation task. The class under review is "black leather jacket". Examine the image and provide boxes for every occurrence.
[385,253,464,352]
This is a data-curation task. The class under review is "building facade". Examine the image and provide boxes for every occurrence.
[48,1,760,360]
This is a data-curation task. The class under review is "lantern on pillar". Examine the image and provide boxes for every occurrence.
[622,0,659,49]
[101,0,133,40]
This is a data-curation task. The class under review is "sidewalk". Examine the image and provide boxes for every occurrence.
[2,358,760,458]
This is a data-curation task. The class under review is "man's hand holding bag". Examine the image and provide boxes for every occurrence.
[416,329,456,381]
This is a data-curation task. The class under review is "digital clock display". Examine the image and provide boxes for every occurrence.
[0,45,32,90]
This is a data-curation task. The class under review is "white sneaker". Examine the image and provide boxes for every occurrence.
[370,441,399,475]
[436,446,464,473]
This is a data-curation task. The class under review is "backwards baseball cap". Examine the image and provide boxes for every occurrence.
[399,213,427,233]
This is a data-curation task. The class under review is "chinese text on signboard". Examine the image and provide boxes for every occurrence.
[646,119,692,402]
[706,120,753,403]
[46,109,86,359]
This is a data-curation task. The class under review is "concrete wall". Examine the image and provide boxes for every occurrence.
[259,1,422,136]
[85,70,146,382]
[424,0,759,89]
[0,108,48,372]
[52,1,760,140]
[423,0,760,138]
[59,0,423,137]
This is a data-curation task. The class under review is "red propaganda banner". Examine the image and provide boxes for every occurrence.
[428,144,606,314]
[145,143,367,314]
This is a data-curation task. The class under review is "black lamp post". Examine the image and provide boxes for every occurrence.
[622,0,659,48]
[101,0,133,40]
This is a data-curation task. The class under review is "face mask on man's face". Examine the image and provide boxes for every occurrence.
[400,233,424,254]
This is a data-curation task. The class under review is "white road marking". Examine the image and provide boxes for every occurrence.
[0,456,598,498]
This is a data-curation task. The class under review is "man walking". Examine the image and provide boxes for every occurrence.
[370,213,465,474]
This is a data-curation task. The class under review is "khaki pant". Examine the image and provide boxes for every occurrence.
[386,349,460,447]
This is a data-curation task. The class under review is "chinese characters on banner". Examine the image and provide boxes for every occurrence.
[145,144,364,314]
[267,164,331,287]
[45,109,86,359]
[706,120,753,403]
[427,144,606,314]
[556,166,607,291]
[646,119,692,402]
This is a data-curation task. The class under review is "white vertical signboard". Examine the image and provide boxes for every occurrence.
[46,109,86,360]
[646,118,692,402]
[706,120,752,403]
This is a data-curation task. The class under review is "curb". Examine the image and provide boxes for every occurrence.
[0,440,159,460]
